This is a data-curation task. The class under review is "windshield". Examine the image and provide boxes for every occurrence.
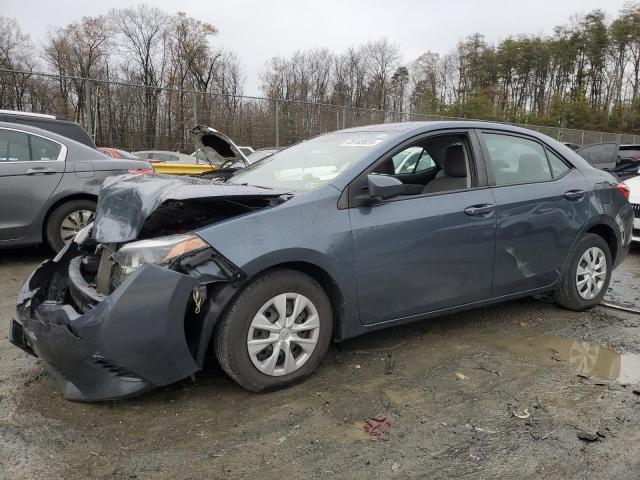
[228,132,394,191]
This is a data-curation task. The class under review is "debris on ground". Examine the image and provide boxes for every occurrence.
[385,353,394,375]
[511,408,530,419]
[473,365,501,376]
[577,430,600,442]
[364,415,391,440]
[455,371,468,380]
[466,423,497,434]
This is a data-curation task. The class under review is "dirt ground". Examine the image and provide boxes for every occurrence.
[1,245,640,480]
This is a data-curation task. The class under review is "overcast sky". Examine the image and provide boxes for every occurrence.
[2,0,628,95]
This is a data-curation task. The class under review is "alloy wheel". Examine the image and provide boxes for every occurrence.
[59,209,94,243]
[247,293,320,376]
[575,246,606,300]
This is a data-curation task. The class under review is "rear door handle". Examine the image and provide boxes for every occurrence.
[464,204,496,217]
[564,189,585,200]
[26,167,57,175]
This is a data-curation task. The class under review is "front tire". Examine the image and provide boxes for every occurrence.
[214,269,333,392]
[554,233,612,311]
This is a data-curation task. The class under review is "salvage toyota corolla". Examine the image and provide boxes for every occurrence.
[10,122,634,401]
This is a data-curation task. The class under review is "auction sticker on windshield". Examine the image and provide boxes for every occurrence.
[340,138,384,147]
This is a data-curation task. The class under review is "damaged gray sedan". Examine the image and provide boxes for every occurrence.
[10,122,634,401]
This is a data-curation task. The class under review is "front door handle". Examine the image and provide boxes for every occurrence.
[26,167,57,175]
[564,189,585,200]
[464,204,496,217]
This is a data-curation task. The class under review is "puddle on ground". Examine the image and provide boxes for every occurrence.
[506,336,640,384]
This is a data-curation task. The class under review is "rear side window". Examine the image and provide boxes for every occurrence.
[0,130,30,161]
[30,135,62,160]
[546,150,570,177]
[482,133,552,185]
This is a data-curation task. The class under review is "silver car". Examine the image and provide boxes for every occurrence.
[0,122,152,251]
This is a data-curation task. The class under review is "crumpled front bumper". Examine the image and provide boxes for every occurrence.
[11,244,205,402]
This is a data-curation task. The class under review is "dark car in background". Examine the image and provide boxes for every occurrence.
[0,122,152,251]
[576,142,640,180]
[10,121,633,401]
[0,109,96,149]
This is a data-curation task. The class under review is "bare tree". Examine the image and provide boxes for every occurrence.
[110,5,170,145]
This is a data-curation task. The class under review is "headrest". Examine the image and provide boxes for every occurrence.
[444,145,467,177]
[518,153,547,180]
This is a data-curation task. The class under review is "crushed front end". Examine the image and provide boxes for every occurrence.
[11,229,243,401]
[11,174,287,401]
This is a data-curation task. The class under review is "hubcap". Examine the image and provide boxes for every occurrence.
[247,293,320,376]
[60,209,94,243]
[576,247,606,300]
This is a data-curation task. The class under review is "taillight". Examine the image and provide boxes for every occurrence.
[128,168,154,174]
[617,183,630,199]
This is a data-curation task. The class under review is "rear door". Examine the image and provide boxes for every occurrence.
[0,127,66,241]
[479,130,591,296]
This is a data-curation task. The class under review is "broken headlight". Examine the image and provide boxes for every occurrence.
[111,234,207,281]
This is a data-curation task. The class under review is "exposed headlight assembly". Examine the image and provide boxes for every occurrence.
[112,234,208,279]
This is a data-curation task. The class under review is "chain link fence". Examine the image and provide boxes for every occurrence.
[1,70,638,151]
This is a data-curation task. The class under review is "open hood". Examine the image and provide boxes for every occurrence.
[190,125,249,169]
[92,174,286,243]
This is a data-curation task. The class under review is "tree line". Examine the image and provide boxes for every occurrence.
[1,4,640,150]
[262,4,640,135]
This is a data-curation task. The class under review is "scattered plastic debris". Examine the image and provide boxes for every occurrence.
[466,423,497,434]
[385,352,394,375]
[364,415,391,440]
[577,430,600,442]
[511,408,530,419]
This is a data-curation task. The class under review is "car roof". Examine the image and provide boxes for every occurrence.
[0,112,96,148]
[338,120,542,136]
[0,121,84,145]
[0,121,104,160]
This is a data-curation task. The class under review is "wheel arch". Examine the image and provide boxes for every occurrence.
[252,261,346,341]
[585,223,618,264]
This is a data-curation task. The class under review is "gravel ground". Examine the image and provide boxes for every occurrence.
[1,245,639,479]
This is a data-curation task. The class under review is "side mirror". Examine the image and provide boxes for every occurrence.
[367,174,404,200]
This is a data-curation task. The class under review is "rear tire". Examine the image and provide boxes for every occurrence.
[554,233,612,311]
[214,269,333,392]
[45,199,96,252]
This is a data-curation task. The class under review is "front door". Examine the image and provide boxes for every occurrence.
[349,131,497,326]
[0,127,65,241]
